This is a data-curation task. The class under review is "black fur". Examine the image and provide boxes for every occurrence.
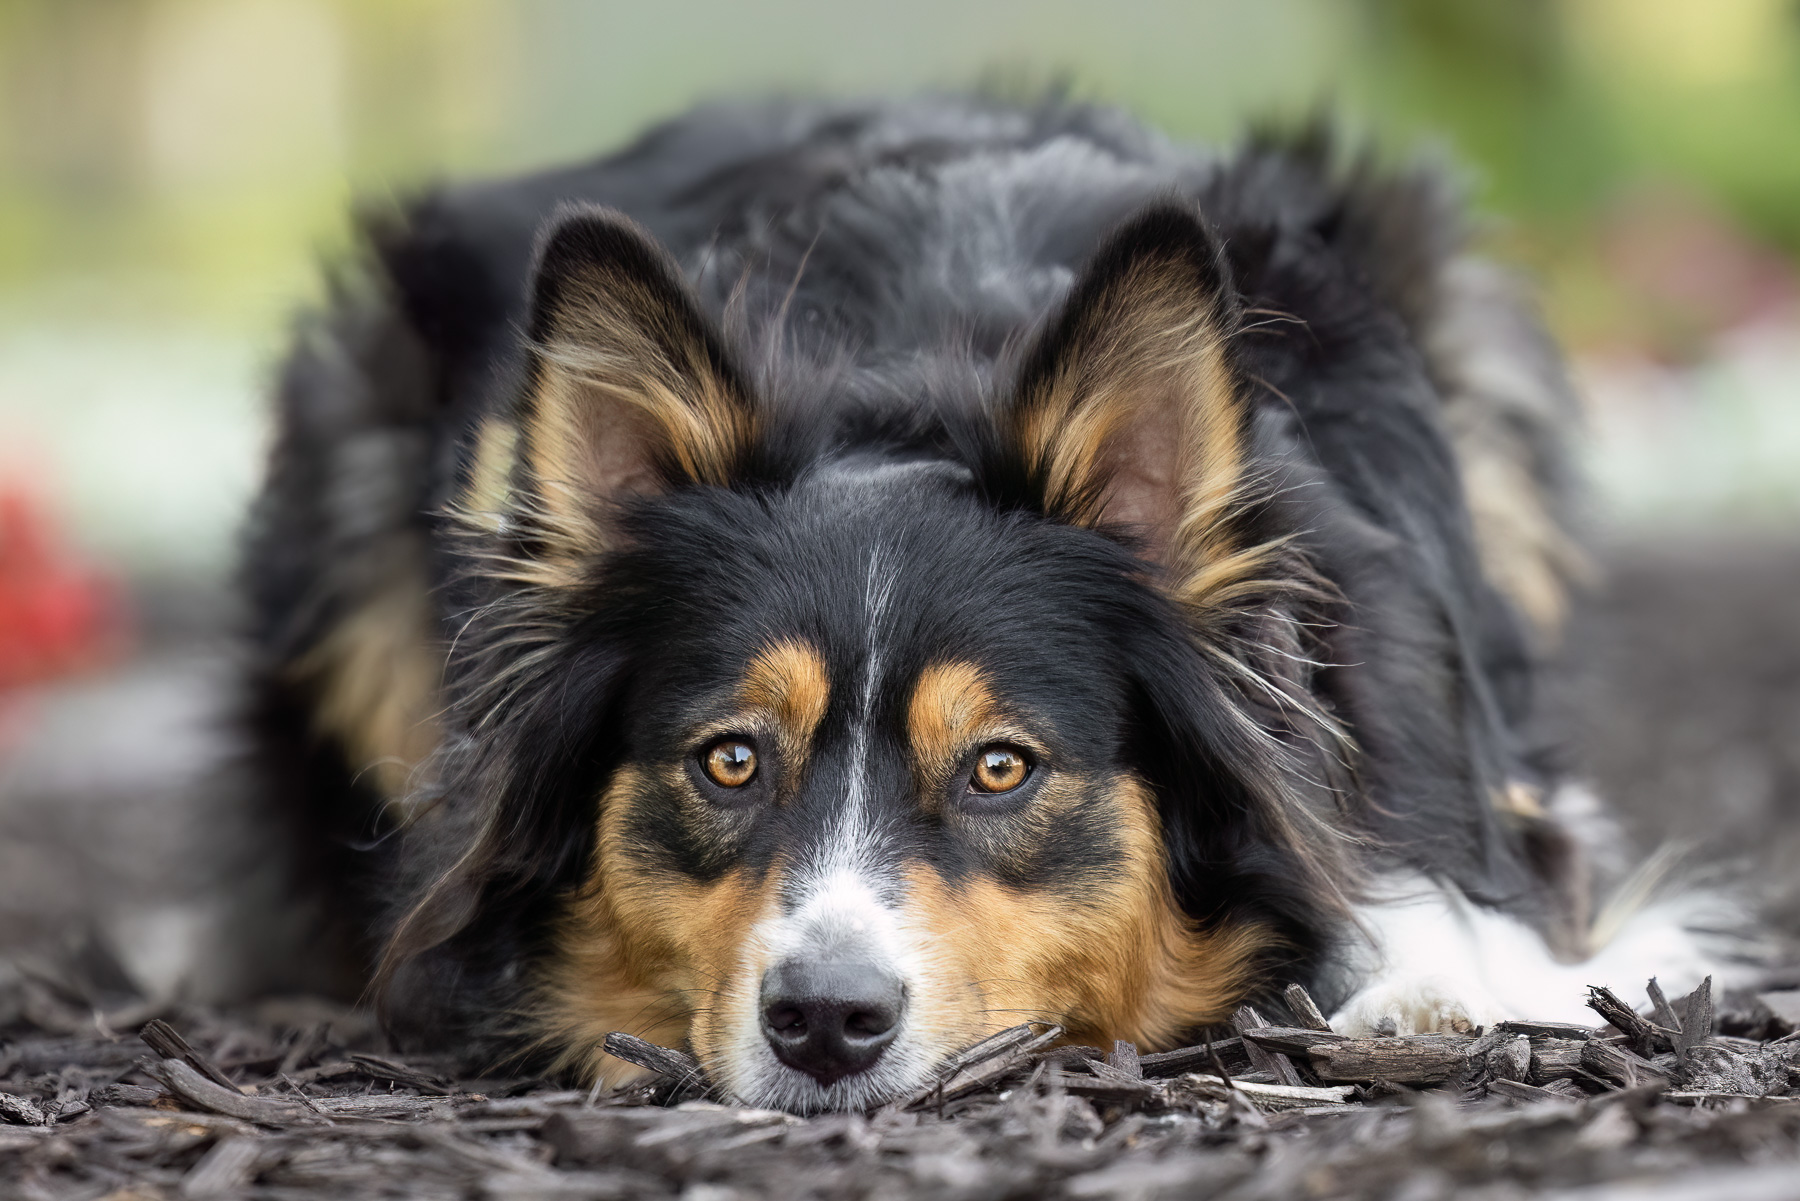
[243,94,1578,1064]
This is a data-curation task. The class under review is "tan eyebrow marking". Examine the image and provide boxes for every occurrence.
[908,660,1006,787]
[738,638,830,757]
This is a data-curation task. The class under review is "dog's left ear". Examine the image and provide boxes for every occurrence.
[1008,205,1264,607]
[510,205,753,564]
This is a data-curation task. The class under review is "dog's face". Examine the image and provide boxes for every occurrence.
[424,206,1335,1111]
[539,466,1275,1110]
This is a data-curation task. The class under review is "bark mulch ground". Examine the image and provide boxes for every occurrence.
[6,975,1800,1200]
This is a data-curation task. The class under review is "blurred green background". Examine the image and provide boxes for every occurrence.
[3,0,1800,583]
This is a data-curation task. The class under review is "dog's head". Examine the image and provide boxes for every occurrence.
[389,204,1348,1111]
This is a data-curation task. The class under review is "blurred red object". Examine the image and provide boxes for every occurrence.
[0,482,121,693]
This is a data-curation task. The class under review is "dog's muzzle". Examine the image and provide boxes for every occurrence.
[758,957,907,1087]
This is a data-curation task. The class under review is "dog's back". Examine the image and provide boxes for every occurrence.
[245,96,1602,1075]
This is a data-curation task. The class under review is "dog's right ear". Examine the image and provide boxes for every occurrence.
[477,206,753,570]
[1004,205,1272,623]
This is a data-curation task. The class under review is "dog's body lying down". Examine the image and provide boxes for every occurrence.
[246,96,1727,1111]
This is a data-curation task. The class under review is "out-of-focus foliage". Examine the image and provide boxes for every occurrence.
[0,0,1348,327]
[2,0,1798,571]
[1354,0,1800,352]
[6,0,1800,339]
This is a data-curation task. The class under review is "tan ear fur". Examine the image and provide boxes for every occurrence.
[1012,206,1273,619]
[515,206,752,573]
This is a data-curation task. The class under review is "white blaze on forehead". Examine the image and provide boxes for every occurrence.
[799,539,898,896]
[716,540,944,1111]
[742,537,914,982]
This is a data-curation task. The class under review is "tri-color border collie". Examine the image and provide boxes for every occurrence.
[247,95,1731,1112]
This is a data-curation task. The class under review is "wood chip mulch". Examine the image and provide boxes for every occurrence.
[6,976,1800,1200]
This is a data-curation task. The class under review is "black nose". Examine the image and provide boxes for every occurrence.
[760,959,906,1086]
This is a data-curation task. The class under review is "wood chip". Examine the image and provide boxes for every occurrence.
[906,1023,1063,1107]
[91,1082,165,1108]
[600,1032,704,1085]
[348,1052,455,1096]
[1307,1035,1471,1084]
[310,1094,454,1119]
[1232,1005,1304,1087]
[1105,1040,1142,1079]
[1038,1046,1109,1071]
[180,1135,263,1198]
[0,1091,46,1126]
[140,1057,319,1128]
[1138,1037,1250,1078]
[286,1059,360,1085]
[1586,985,1660,1054]
[1174,1073,1357,1110]
[1580,1039,1671,1090]
[1496,1021,1597,1040]
[1486,1076,1572,1104]
[1283,983,1333,1033]
[1677,976,1715,1065]
[933,1023,1042,1075]
[1648,977,1685,1038]
[1675,1041,1791,1096]
[1239,1025,1349,1056]
[141,1019,242,1094]
[1529,1038,1589,1083]
[1489,1035,1532,1082]
[1061,1061,1158,1108]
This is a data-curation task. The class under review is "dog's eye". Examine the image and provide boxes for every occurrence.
[702,739,758,788]
[970,745,1030,793]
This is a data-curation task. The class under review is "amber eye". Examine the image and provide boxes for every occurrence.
[702,739,758,788]
[970,745,1030,793]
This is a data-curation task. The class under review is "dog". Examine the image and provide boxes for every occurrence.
[244,95,1731,1112]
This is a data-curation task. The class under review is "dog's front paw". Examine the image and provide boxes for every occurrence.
[1330,974,1503,1036]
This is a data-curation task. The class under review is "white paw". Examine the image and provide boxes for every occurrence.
[1330,974,1504,1036]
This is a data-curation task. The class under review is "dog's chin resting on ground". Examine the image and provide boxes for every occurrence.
[239,95,1742,1111]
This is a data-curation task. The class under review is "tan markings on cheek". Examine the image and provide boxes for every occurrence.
[534,766,785,1087]
[678,859,787,1087]
[907,660,1003,795]
[738,639,829,764]
[903,774,1274,1053]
